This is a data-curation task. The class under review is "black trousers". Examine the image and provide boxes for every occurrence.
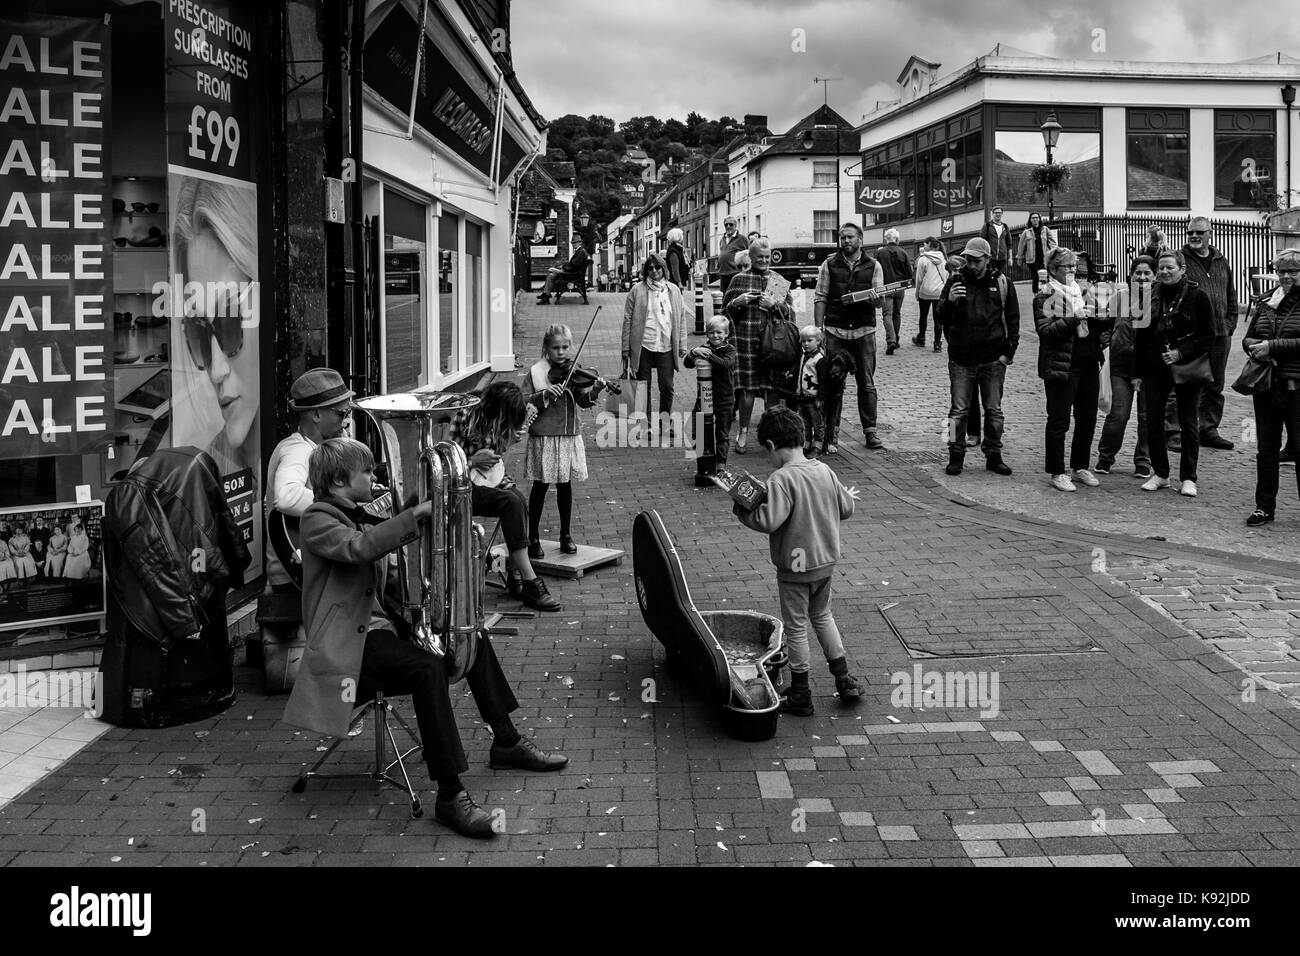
[471,482,529,552]
[1253,384,1300,513]
[357,629,518,780]
[1043,365,1100,474]
[1144,365,1201,482]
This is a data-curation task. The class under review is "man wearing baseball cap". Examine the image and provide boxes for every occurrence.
[937,237,1020,477]
[265,368,356,588]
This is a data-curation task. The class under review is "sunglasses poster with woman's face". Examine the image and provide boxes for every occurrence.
[167,169,262,582]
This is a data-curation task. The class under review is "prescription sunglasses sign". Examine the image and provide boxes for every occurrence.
[0,15,113,459]
[855,178,903,214]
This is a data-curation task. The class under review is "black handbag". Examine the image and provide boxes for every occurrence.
[1231,357,1274,395]
[1231,298,1277,395]
[1170,353,1213,388]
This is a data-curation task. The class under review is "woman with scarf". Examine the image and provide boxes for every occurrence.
[1135,249,1215,496]
[722,237,794,454]
[1016,211,1057,294]
[1034,247,1112,493]
[622,253,687,427]
[1241,247,1300,525]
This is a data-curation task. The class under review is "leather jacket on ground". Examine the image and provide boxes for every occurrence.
[103,446,251,648]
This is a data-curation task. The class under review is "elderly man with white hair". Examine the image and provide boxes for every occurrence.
[717,216,748,296]
[875,228,913,354]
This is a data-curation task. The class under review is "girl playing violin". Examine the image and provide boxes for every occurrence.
[525,324,609,557]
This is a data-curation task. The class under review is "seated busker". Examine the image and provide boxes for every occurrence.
[282,437,567,839]
[446,381,561,612]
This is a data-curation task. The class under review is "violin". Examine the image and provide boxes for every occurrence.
[546,360,622,395]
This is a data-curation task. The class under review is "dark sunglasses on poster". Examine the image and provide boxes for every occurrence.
[131,201,159,214]
[183,314,244,370]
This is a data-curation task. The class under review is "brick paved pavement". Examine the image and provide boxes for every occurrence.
[3,291,1300,867]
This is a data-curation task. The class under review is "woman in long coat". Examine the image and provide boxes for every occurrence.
[622,253,688,421]
[722,238,795,453]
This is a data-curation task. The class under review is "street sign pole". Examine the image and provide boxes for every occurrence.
[693,357,716,485]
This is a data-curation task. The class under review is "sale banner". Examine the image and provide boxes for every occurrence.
[164,0,261,581]
[0,15,113,460]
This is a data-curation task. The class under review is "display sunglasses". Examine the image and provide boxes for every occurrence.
[182,314,244,370]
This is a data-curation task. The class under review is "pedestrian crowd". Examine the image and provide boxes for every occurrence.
[619,210,1300,529]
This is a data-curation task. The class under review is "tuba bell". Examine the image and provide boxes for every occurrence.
[355,390,487,682]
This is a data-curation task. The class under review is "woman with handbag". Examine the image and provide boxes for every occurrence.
[1033,248,1112,493]
[1239,247,1300,526]
[1016,211,1057,294]
[622,253,687,430]
[1134,249,1215,496]
[722,237,794,454]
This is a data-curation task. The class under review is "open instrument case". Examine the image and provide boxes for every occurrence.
[632,510,785,741]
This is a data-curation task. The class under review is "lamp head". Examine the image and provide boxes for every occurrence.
[1040,110,1062,149]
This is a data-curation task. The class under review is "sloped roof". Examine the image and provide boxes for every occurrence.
[896,55,941,85]
[747,104,856,166]
[539,159,576,187]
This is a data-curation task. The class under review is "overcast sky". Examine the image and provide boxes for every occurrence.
[511,0,1300,132]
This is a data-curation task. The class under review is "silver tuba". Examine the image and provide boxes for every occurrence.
[355,390,487,682]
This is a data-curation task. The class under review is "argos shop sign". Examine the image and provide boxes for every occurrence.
[855,178,904,213]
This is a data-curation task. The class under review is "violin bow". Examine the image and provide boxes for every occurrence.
[559,305,603,391]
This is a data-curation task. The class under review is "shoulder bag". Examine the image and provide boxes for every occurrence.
[1231,298,1276,396]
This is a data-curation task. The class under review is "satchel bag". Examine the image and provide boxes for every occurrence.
[1231,298,1278,396]
[758,311,801,369]
[1170,353,1213,388]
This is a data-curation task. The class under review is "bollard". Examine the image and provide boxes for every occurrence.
[693,355,716,486]
[693,284,706,335]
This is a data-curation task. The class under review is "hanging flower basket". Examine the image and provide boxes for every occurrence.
[1032,163,1070,194]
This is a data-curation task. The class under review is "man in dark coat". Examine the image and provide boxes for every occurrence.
[979,206,1013,274]
[937,238,1019,477]
[717,216,748,296]
[1166,216,1237,450]
[876,228,913,355]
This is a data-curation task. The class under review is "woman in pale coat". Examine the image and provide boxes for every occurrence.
[1016,211,1058,294]
[622,253,687,421]
[62,522,93,579]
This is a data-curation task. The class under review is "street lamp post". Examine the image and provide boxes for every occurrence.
[1040,110,1062,224]
[804,123,841,241]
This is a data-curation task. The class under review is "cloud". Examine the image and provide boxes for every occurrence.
[510,0,1299,130]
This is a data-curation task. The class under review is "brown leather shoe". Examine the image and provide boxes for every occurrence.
[434,790,496,838]
[490,736,568,772]
[521,577,560,612]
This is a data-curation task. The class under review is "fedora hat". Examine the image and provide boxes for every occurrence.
[289,368,355,411]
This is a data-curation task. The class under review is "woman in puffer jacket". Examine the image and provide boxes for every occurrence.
[912,237,947,351]
[1034,247,1112,493]
[1241,247,1300,526]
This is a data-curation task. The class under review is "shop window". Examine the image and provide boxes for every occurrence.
[1214,110,1276,210]
[994,130,1101,209]
[383,190,429,392]
[1127,109,1189,208]
[466,221,485,367]
[813,211,837,244]
[438,212,460,376]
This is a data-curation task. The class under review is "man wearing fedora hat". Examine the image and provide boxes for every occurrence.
[265,368,356,588]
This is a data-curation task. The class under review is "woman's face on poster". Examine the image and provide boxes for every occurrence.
[188,227,257,450]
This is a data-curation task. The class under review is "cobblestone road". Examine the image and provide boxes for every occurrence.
[2,291,1298,867]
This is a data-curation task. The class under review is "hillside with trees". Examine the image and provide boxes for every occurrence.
[543,112,744,229]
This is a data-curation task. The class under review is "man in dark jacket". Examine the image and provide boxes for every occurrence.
[1169,217,1237,449]
[537,240,590,303]
[717,216,748,296]
[937,237,1019,476]
[979,206,1012,274]
[876,229,913,354]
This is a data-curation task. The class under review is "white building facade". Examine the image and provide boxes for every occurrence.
[359,0,547,391]
[855,48,1300,254]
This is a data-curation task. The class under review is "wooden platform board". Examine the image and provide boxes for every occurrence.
[489,539,624,579]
